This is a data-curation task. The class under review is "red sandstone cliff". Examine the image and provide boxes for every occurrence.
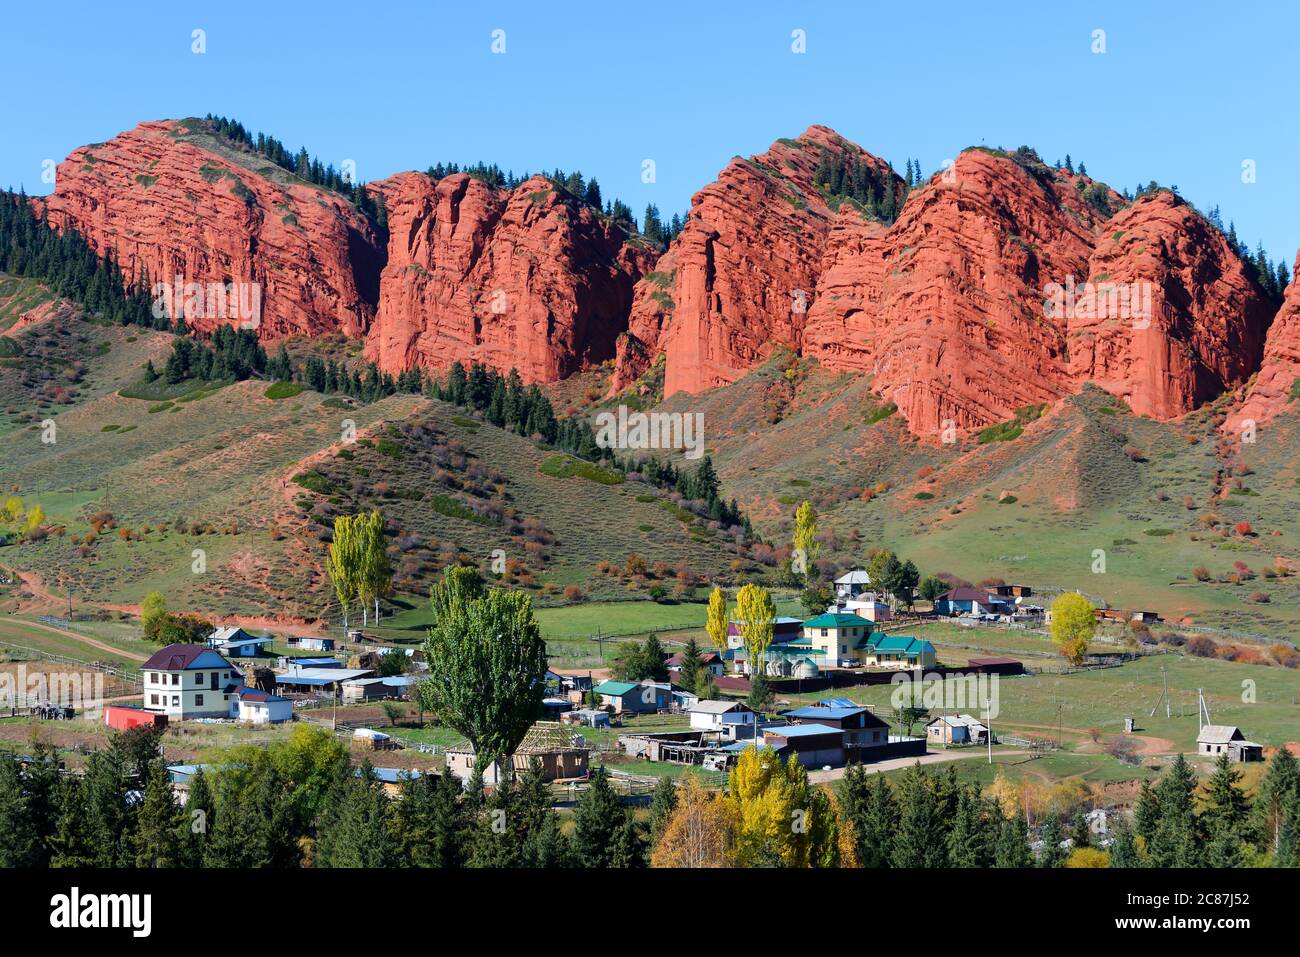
[42,120,383,338]
[1231,254,1300,430]
[363,172,655,382]
[612,125,903,395]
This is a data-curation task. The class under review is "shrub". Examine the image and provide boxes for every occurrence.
[1192,566,1211,581]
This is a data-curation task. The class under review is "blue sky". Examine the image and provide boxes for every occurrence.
[4,0,1297,263]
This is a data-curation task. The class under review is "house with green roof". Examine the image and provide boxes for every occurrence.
[801,612,875,669]
[862,634,936,670]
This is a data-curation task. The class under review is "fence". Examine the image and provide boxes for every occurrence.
[0,638,142,687]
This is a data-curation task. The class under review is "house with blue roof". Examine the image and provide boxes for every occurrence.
[784,700,892,751]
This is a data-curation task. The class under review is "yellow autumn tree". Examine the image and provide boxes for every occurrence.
[1064,847,1110,868]
[726,746,843,867]
[734,583,776,675]
[650,776,739,868]
[792,500,819,578]
[705,586,730,653]
[23,504,45,532]
[1049,592,1097,665]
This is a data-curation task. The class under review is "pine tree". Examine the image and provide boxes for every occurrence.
[994,811,1032,867]
[1108,819,1140,867]
[648,775,678,852]
[1149,753,1200,867]
[47,776,94,868]
[0,756,36,867]
[1134,778,1160,844]
[179,767,214,867]
[841,765,897,867]
[1069,812,1091,850]
[393,770,467,867]
[1038,816,1067,867]
[316,765,397,867]
[1201,752,1249,843]
[574,768,635,868]
[891,763,946,867]
[947,788,995,867]
[134,763,183,867]
[1250,745,1298,855]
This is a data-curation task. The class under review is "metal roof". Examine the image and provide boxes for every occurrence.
[785,705,866,720]
[142,644,233,672]
[835,570,871,584]
[276,667,373,685]
[802,612,871,629]
[594,680,640,696]
[1198,725,1245,744]
[690,700,752,714]
[764,723,842,739]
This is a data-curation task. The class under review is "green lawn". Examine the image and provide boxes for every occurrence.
[784,652,1300,752]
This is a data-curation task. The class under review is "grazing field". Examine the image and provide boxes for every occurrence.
[784,652,1300,753]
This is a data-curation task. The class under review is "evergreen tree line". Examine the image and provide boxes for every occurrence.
[0,190,164,330]
[154,326,267,384]
[0,728,642,869]
[433,361,749,532]
[4,730,1296,869]
[641,204,686,246]
[812,148,919,223]
[298,352,418,404]
[423,162,653,242]
[202,114,387,228]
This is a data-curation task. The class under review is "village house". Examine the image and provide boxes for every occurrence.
[688,699,756,739]
[800,612,874,668]
[992,584,1033,598]
[861,634,937,670]
[341,675,416,703]
[275,666,374,697]
[783,700,891,752]
[288,635,335,653]
[207,625,274,658]
[725,616,803,651]
[926,713,990,745]
[1197,725,1264,763]
[142,644,242,720]
[834,569,872,599]
[934,587,1008,617]
[835,594,892,623]
[593,679,696,714]
[667,649,725,678]
[762,724,847,768]
[234,687,294,724]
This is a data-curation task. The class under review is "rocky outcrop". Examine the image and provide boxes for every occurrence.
[613,125,903,395]
[801,150,1276,435]
[1232,255,1300,429]
[42,120,383,338]
[363,172,655,382]
[1070,190,1272,421]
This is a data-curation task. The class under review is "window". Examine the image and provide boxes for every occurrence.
[196,694,204,706]
[820,628,828,637]
[171,696,179,707]
[171,674,179,686]
[149,672,158,683]
[149,694,158,705]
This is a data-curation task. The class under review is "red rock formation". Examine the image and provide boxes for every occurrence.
[364,172,654,382]
[804,149,1103,433]
[803,150,1276,435]
[1232,254,1300,430]
[1070,191,1272,420]
[613,125,902,395]
[42,120,383,338]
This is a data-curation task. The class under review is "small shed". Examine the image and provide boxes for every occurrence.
[103,705,168,732]
[1197,725,1263,762]
[235,688,293,724]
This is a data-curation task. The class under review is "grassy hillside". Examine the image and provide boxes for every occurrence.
[633,356,1300,642]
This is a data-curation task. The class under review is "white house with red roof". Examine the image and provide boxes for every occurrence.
[142,643,242,720]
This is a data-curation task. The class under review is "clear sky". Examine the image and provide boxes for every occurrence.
[4,0,1296,263]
